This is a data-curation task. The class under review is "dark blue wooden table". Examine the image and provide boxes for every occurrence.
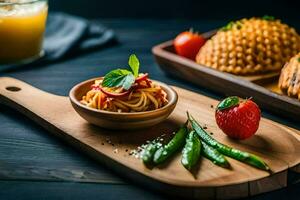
[0,19,299,200]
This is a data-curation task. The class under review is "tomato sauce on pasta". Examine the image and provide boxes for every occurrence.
[80,74,168,112]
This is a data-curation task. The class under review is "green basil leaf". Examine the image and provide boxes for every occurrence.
[102,69,135,90]
[128,54,140,77]
[298,57,300,63]
[217,96,240,111]
[121,73,135,90]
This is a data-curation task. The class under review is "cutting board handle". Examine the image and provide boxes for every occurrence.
[0,76,44,91]
[0,77,36,106]
[0,77,63,121]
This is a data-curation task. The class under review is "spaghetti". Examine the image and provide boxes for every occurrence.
[80,74,168,112]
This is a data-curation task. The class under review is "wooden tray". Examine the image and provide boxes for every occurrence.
[0,77,299,199]
[152,33,300,121]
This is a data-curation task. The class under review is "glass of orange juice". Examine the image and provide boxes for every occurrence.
[0,0,48,64]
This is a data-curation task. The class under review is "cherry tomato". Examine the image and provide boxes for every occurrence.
[174,31,206,60]
[135,73,148,82]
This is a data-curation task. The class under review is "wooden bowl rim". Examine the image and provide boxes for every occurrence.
[69,77,178,116]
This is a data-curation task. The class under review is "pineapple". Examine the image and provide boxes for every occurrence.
[196,17,300,75]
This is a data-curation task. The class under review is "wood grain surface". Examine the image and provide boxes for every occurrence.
[0,77,299,199]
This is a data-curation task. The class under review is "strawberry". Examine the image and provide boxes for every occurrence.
[215,96,261,140]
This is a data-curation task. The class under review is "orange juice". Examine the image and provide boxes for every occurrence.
[0,0,48,64]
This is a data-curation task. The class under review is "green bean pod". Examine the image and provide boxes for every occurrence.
[181,131,201,171]
[201,140,230,168]
[153,122,188,165]
[187,112,270,171]
[215,143,269,171]
[141,142,162,166]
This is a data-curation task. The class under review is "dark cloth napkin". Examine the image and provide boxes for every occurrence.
[1,12,116,72]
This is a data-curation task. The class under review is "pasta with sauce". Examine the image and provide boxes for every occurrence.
[80,74,168,112]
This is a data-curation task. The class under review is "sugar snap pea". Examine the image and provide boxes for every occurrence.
[141,141,162,166]
[153,122,188,165]
[181,131,201,171]
[187,112,270,171]
[201,140,230,168]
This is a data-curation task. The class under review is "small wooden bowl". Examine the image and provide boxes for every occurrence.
[69,78,178,130]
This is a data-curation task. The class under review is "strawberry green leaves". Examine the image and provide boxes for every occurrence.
[128,54,140,78]
[102,54,140,90]
[217,96,240,111]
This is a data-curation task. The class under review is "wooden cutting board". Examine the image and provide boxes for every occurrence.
[0,77,299,199]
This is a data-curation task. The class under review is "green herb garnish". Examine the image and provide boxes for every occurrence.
[298,57,300,63]
[102,69,135,90]
[102,54,141,90]
[128,54,140,78]
[262,15,275,21]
